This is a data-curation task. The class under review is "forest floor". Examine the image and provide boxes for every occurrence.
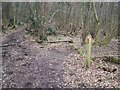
[1,26,119,88]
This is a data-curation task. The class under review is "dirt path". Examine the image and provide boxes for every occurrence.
[2,26,119,88]
[2,26,77,88]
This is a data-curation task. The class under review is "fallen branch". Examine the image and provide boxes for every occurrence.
[35,39,73,44]
[92,56,120,64]
[0,42,18,47]
[98,64,117,73]
[47,40,73,43]
[0,44,9,47]
[102,56,120,64]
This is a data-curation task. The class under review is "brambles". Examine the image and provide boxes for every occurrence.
[46,27,57,36]
[27,14,58,43]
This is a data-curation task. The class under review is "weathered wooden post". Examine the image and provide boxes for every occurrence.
[85,34,92,68]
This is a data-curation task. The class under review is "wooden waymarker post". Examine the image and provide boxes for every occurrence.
[85,34,92,68]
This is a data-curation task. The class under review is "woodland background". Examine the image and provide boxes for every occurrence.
[2,2,119,45]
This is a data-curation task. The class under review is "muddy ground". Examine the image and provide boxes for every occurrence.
[1,26,119,88]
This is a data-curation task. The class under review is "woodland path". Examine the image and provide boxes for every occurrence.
[2,26,119,88]
[2,26,79,88]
